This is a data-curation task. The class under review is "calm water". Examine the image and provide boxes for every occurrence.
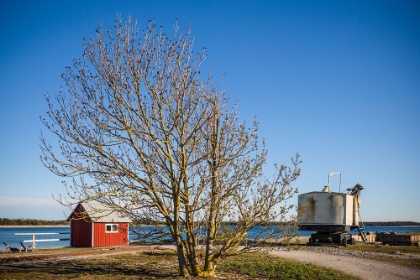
[1,225,419,249]
[0,227,70,249]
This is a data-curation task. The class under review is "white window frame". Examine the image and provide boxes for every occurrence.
[105,224,119,233]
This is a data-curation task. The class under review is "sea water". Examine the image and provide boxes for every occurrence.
[2,225,419,249]
[0,226,70,249]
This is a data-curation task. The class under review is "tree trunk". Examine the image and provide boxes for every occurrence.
[175,238,189,276]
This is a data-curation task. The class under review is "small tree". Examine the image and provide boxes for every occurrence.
[41,17,301,277]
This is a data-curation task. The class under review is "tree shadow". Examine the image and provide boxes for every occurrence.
[0,256,182,279]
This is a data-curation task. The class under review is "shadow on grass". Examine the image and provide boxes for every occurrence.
[0,253,181,279]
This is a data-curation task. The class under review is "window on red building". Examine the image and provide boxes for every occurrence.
[106,224,118,233]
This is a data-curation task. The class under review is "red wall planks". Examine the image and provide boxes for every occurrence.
[71,219,92,247]
[93,223,129,247]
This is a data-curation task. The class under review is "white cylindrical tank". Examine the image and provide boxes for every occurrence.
[298,191,360,232]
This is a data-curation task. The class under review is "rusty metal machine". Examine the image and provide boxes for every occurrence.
[298,172,366,245]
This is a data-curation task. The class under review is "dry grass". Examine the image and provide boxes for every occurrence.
[1,243,418,279]
[0,250,361,279]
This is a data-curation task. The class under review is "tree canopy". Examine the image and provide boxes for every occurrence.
[41,17,301,277]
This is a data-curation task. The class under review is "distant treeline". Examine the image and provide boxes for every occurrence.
[362,221,420,226]
[1,218,418,227]
[131,219,294,227]
[0,218,69,226]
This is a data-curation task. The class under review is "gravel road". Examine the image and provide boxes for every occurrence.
[269,246,420,280]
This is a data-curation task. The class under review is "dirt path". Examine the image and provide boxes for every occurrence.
[269,249,420,280]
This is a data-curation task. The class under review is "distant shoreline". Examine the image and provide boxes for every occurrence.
[0,225,69,228]
[1,224,419,228]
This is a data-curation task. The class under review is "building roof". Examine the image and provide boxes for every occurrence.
[69,201,132,223]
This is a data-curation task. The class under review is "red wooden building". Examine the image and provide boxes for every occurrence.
[67,201,132,247]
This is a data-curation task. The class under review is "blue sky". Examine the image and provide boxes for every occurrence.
[0,0,419,222]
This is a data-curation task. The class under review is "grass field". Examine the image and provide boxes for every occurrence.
[1,243,419,279]
[0,250,361,279]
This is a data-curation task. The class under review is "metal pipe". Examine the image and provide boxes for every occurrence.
[328,172,341,192]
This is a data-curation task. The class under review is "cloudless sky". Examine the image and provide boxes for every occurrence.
[0,0,419,222]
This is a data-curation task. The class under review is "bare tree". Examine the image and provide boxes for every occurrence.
[41,17,301,277]
[194,96,301,276]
